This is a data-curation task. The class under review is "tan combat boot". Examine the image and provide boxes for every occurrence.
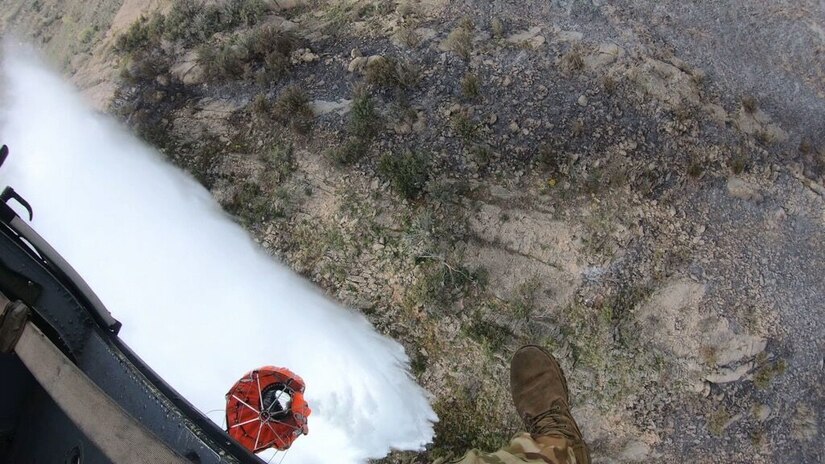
[510,345,590,464]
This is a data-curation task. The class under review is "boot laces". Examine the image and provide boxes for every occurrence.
[524,401,578,441]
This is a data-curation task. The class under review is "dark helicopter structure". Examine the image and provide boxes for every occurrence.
[0,144,264,463]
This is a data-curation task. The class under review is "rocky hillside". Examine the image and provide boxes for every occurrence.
[2,0,823,462]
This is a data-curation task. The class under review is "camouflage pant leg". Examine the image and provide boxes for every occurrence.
[444,433,578,464]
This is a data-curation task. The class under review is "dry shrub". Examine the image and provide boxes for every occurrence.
[274,85,314,135]
[446,26,473,60]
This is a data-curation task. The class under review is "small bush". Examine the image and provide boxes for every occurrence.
[687,159,704,178]
[396,0,416,17]
[755,128,777,146]
[327,137,368,166]
[274,85,314,135]
[349,90,380,139]
[490,17,504,38]
[365,56,420,90]
[196,25,295,84]
[378,150,430,199]
[251,93,271,117]
[539,144,567,175]
[464,318,511,352]
[264,143,295,184]
[395,26,420,48]
[602,75,617,94]
[731,151,748,174]
[708,407,731,437]
[165,0,268,44]
[561,46,585,73]
[470,144,493,169]
[197,42,247,81]
[571,119,585,137]
[741,95,758,114]
[461,72,480,99]
[120,51,170,83]
[115,15,162,53]
[445,26,473,60]
[451,111,478,142]
[754,359,786,389]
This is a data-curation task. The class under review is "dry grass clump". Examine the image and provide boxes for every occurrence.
[378,150,430,199]
[197,25,297,84]
[327,137,368,166]
[395,26,420,48]
[707,407,732,437]
[741,95,758,114]
[490,17,504,38]
[602,75,617,94]
[251,93,271,117]
[365,56,420,90]
[561,46,585,73]
[273,85,314,135]
[446,25,473,60]
[571,119,585,137]
[349,88,380,139]
[461,73,480,99]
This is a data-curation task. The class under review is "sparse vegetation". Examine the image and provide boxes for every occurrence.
[349,89,380,139]
[164,0,268,45]
[197,25,296,84]
[274,85,314,135]
[262,143,295,184]
[451,110,479,142]
[365,56,420,90]
[490,17,505,38]
[461,72,480,99]
[431,382,511,459]
[445,25,473,60]
[464,317,511,352]
[409,258,486,310]
[469,144,493,169]
[753,355,787,389]
[687,158,704,178]
[378,150,430,199]
[755,128,778,146]
[562,46,585,73]
[707,407,732,437]
[114,13,164,53]
[731,149,748,174]
[251,93,271,117]
[741,95,758,114]
[602,75,617,94]
[571,119,585,137]
[395,26,420,48]
[327,137,368,166]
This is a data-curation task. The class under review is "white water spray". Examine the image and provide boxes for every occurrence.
[0,46,436,463]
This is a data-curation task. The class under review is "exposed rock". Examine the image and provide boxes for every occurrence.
[704,363,753,384]
[291,48,319,64]
[584,42,623,68]
[726,177,764,203]
[753,404,771,422]
[311,99,352,116]
[506,26,545,48]
[703,103,729,126]
[577,95,588,106]
[169,50,204,86]
[619,441,652,461]
[555,30,583,42]
[414,27,437,42]
[347,56,369,73]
